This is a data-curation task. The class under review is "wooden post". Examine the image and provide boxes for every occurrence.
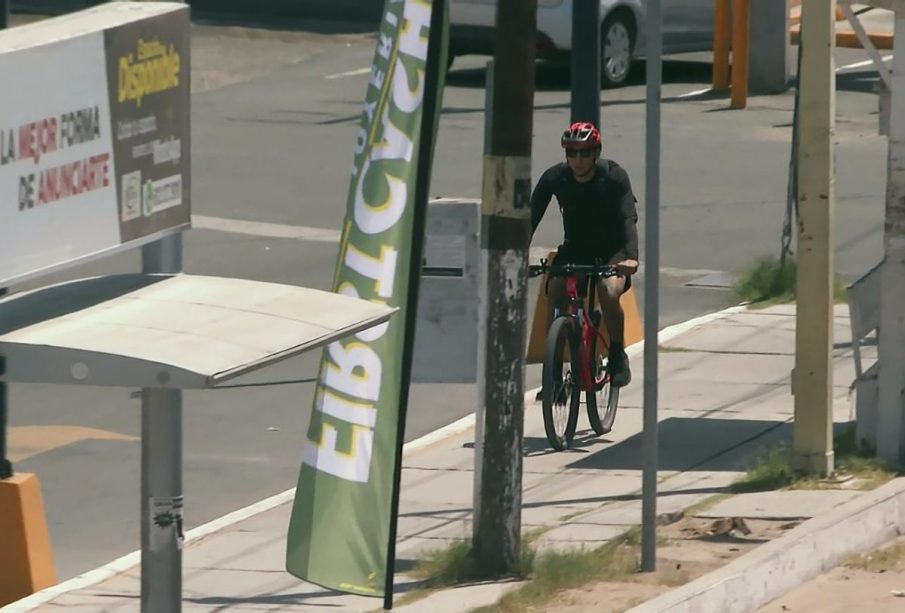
[730,0,751,108]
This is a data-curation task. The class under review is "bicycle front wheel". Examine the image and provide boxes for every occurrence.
[587,347,620,436]
[542,316,581,451]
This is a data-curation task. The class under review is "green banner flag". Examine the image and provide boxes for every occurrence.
[286,0,448,599]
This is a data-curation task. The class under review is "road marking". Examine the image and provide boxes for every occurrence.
[2,303,750,612]
[191,215,342,242]
[8,426,138,462]
[836,54,893,72]
[325,67,371,80]
[676,86,713,99]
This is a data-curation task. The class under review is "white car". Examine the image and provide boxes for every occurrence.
[450,0,715,87]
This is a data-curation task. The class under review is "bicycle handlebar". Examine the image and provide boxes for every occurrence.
[528,259,619,279]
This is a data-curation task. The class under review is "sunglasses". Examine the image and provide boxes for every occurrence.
[565,148,596,158]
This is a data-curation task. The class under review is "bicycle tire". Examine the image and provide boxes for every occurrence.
[542,316,581,451]
[586,342,620,436]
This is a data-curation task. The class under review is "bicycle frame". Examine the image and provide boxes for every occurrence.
[555,275,610,393]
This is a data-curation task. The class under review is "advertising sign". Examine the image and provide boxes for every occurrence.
[0,3,190,286]
[286,0,448,600]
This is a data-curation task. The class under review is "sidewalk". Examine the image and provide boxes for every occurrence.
[3,304,880,612]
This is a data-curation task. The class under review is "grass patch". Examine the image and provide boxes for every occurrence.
[471,533,641,613]
[732,255,848,307]
[733,256,797,305]
[408,540,479,587]
[731,427,902,493]
[396,539,536,608]
[821,426,899,490]
[406,539,535,588]
[730,445,799,493]
[845,541,905,572]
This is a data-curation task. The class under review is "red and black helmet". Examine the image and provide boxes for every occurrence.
[561,122,602,150]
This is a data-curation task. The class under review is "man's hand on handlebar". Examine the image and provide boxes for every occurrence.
[615,259,639,277]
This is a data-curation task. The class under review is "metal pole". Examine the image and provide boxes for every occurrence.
[0,0,8,30]
[0,286,11,481]
[876,9,905,464]
[473,0,536,578]
[382,0,447,607]
[140,1,186,607]
[641,0,662,573]
[142,235,183,275]
[140,388,183,613]
[793,0,835,475]
[730,0,751,109]
[141,234,183,613]
[571,0,601,127]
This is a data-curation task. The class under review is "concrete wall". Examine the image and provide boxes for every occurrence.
[749,0,793,94]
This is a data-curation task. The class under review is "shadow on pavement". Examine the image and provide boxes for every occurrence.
[566,417,791,472]
[836,70,883,94]
[187,594,346,607]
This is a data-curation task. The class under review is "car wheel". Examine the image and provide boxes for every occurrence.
[600,12,635,88]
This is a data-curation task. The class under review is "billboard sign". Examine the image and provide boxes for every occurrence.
[0,2,190,286]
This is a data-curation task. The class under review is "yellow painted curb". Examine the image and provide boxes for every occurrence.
[526,251,644,364]
[0,473,57,607]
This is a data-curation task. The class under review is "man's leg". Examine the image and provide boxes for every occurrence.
[536,276,566,400]
[546,277,566,332]
[598,276,631,386]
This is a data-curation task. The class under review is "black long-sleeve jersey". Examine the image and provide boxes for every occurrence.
[530,159,639,265]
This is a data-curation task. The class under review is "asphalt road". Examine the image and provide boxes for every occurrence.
[5,18,891,579]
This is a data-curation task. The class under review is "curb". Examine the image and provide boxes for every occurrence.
[627,477,905,613]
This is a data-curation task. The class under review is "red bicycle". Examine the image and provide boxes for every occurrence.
[529,259,621,451]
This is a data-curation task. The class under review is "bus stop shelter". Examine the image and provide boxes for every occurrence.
[0,4,397,610]
[0,272,395,611]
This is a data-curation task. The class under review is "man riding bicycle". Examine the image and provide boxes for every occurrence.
[530,121,640,388]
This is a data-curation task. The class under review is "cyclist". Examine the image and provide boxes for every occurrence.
[530,121,640,388]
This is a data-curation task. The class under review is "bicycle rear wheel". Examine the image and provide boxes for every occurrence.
[587,345,620,436]
[543,316,581,451]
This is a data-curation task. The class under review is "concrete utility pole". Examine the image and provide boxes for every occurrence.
[472,0,536,577]
[793,0,835,475]
[571,0,600,127]
[876,8,905,464]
